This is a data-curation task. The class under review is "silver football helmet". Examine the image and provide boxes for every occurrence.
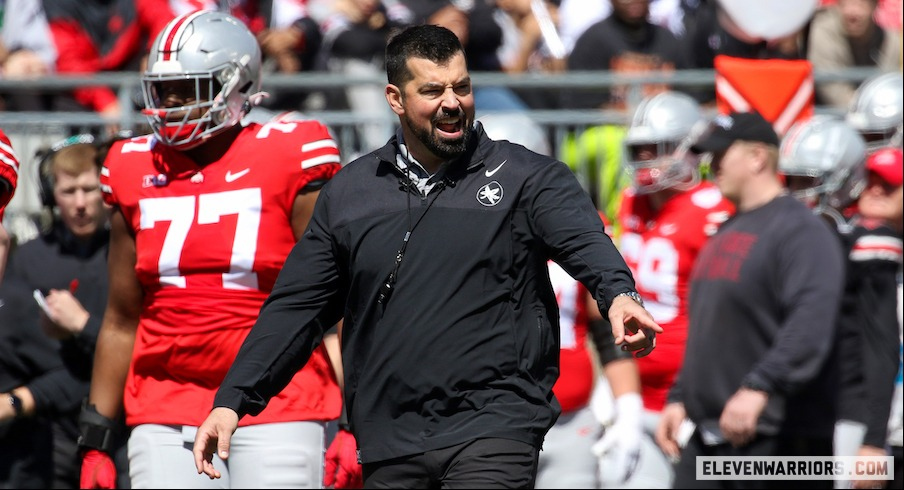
[141,11,263,149]
[779,115,867,214]
[846,72,903,152]
[623,91,704,194]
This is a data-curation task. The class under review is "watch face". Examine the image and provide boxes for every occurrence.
[8,393,23,416]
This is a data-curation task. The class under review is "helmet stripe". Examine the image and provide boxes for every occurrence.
[158,10,207,62]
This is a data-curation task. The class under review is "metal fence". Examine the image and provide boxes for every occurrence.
[0,67,886,243]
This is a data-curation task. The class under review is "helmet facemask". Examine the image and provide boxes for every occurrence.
[624,91,705,194]
[625,140,700,194]
[142,62,252,149]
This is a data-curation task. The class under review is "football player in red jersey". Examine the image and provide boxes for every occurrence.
[0,128,20,284]
[79,11,348,489]
[606,91,734,488]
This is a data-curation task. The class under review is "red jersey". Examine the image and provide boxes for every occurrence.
[101,120,342,427]
[548,261,595,413]
[0,129,19,220]
[617,182,734,411]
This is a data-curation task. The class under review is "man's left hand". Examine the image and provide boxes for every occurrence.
[720,388,768,447]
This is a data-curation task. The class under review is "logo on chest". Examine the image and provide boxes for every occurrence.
[477,181,504,206]
[225,168,250,182]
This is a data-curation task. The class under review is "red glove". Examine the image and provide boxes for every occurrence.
[323,429,363,489]
[80,449,116,489]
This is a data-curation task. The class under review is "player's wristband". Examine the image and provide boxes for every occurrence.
[77,403,119,453]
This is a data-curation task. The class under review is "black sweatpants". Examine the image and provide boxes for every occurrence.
[362,438,540,489]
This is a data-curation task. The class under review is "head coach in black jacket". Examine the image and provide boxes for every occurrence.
[194,24,661,488]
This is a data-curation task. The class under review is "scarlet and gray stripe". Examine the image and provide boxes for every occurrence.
[850,235,903,263]
[301,138,341,169]
[153,11,207,63]
[0,137,19,174]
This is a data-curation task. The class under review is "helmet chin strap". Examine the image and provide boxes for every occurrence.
[244,92,270,114]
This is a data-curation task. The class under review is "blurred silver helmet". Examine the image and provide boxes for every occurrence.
[846,72,903,152]
[779,115,867,213]
[623,91,704,194]
[478,111,551,156]
[141,11,263,149]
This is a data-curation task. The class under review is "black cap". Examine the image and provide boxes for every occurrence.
[691,111,780,153]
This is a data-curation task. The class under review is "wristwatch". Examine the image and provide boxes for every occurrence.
[614,291,645,308]
[8,392,23,417]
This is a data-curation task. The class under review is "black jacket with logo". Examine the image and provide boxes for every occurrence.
[214,124,637,463]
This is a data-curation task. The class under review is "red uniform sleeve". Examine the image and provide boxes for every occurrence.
[0,129,20,216]
[295,121,342,190]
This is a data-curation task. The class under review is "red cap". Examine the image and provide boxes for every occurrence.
[866,148,903,187]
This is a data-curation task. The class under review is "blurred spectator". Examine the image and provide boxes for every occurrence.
[254,1,323,76]
[558,0,696,53]
[656,112,845,489]
[0,0,55,111]
[563,0,689,112]
[808,0,902,109]
[42,0,149,129]
[0,0,54,77]
[403,0,530,111]
[242,0,327,110]
[557,0,608,54]
[822,0,904,30]
[403,0,471,44]
[495,0,565,74]
[0,134,128,489]
[493,0,568,109]
[316,0,412,151]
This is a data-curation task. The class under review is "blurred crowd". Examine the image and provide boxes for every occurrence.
[0,0,901,115]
